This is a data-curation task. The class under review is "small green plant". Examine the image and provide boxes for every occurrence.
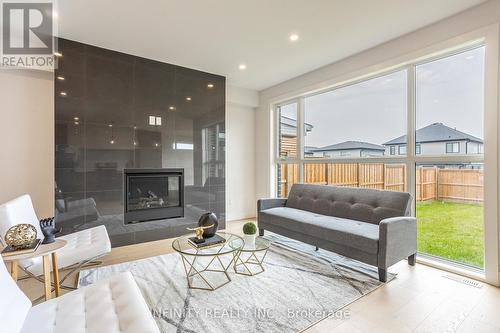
[243,222,257,235]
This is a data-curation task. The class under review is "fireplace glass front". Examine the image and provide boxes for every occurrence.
[124,169,184,224]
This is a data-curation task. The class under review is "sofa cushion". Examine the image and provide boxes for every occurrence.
[259,207,379,254]
[286,184,411,225]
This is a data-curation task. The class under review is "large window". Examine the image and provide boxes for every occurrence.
[278,102,298,158]
[304,70,407,158]
[277,163,299,198]
[415,47,485,268]
[275,45,486,270]
[416,47,484,156]
[416,164,484,268]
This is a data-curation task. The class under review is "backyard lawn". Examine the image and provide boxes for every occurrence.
[416,201,484,268]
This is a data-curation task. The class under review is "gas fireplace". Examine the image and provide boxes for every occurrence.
[124,169,184,224]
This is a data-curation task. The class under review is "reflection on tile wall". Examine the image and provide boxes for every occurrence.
[55,38,225,247]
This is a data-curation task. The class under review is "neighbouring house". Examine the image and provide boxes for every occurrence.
[279,116,313,157]
[383,123,484,156]
[308,141,386,158]
[304,146,318,157]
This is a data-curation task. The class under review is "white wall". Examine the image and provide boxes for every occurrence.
[226,85,258,220]
[0,69,54,217]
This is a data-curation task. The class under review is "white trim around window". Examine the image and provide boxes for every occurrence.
[270,25,499,286]
[446,141,460,153]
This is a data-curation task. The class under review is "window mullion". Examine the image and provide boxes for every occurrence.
[407,65,416,216]
[297,98,305,183]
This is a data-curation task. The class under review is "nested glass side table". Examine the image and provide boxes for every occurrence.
[233,237,271,276]
[172,232,244,291]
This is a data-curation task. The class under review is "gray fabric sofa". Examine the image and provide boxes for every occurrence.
[258,184,417,282]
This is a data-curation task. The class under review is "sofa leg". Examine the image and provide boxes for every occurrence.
[259,228,264,236]
[408,253,417,266]
[378,268,387,282]
[315,246,319,251]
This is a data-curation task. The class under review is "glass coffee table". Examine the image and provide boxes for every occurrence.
[172,232,244,291]
[233,237,271,276]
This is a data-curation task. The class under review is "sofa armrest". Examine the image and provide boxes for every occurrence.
[378,216,417,269]
[257,198,287,212]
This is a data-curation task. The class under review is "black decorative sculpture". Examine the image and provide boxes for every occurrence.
[197,212,218,238]
[40,217,57,244]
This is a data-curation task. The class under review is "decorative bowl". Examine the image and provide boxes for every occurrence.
[5,224,37,249]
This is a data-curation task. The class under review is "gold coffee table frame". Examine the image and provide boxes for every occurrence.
[172,232,243,291]
[233,237,271,276]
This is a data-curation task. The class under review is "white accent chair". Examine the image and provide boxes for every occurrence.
[0,255,160,333]
[0,195,111,288]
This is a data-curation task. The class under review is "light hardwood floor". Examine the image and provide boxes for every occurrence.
[16,219,500,333]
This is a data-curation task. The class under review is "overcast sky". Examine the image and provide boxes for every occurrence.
[281,46,485,148]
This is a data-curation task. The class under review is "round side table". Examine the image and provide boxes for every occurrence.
[172,232,244,291]
[233,237,271,276]
[2,239,67,301]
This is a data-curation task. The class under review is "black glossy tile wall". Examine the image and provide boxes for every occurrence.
[55,38,225,247]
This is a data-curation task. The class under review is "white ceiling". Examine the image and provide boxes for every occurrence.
[57,0,487,91]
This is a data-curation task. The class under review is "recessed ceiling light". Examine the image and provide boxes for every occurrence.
[289,34,299,42]
[169,106,176,110]
[56,76,65,81]
[207,83,214,88]
[54,52,63,57]
[59,91,67,96]
[238,64,247,70]
[185,97,192,101]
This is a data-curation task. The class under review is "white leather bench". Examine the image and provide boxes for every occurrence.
[1,255,160,333]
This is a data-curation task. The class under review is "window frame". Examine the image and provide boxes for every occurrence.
[446,141,460,154]
[274,44,485,175]
[273,42,491,278]
[399,145,407,155]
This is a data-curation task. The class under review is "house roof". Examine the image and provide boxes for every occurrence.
[383,123,483,145]
[280,116,313,135]
[311,141,386,152]
[304,146,317,153]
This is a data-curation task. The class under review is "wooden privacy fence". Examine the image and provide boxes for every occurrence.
[279,164,484,203]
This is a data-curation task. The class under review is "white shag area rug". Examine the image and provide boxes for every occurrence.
[79,233,394,333]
